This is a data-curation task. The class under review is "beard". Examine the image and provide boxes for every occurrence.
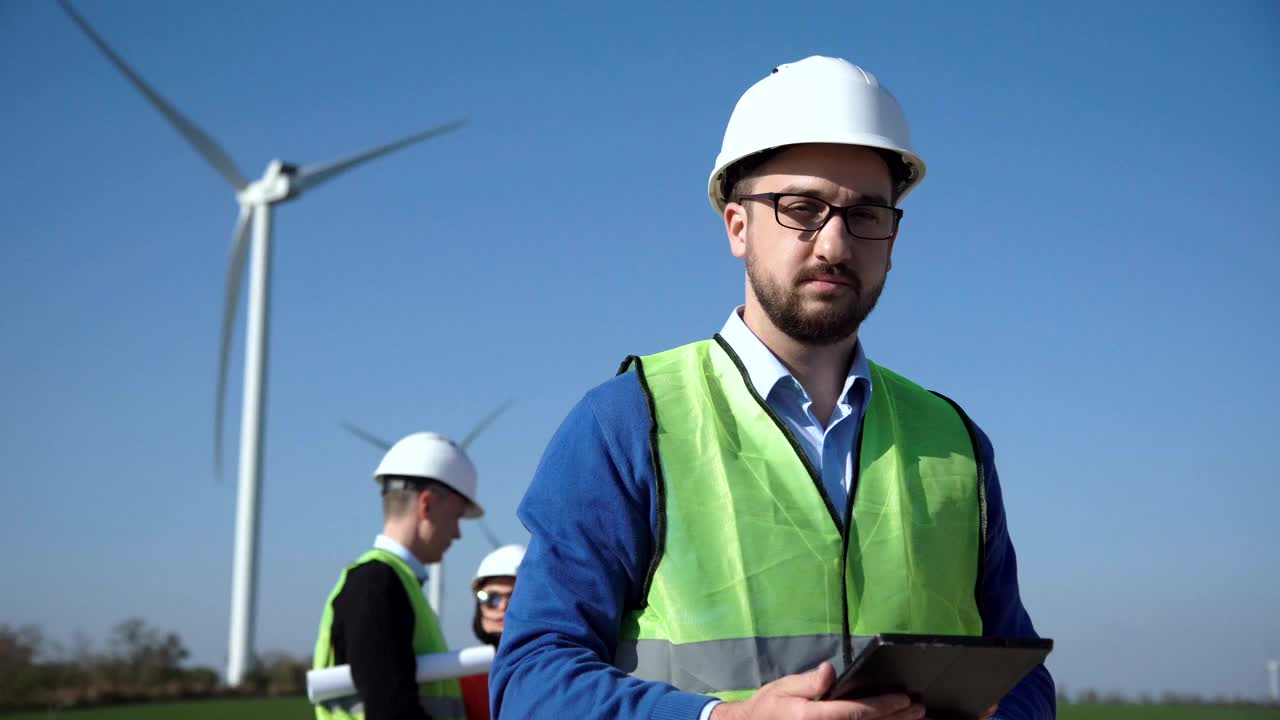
[746,250,885,346]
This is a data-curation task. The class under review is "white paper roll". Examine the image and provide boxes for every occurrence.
[307,644,496,704]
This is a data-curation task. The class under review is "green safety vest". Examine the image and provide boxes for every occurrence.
[313,548,465,720]
[613,337,986,701]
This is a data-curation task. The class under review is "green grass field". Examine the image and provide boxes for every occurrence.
[5,699,1279,719]
[1061,704,1280,719]
[4,697,307,720]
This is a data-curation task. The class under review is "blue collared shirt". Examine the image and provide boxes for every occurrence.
[373,534,428,584]
[718,308,871,518]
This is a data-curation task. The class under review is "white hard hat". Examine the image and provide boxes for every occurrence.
[708,56,926,214]
[374,432,484,518]
[472,544,526,590]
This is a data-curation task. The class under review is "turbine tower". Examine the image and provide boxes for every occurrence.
[341,398,513,617]
[59,1,465,686]
[1268,659,1279,703]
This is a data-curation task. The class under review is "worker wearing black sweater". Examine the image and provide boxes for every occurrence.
[313,432,485,720]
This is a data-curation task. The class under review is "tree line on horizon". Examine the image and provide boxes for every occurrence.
[0,620,310,712]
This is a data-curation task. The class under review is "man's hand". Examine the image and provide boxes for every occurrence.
[710,662,925,720]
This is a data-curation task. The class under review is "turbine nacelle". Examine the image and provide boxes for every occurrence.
[237,160,299,205]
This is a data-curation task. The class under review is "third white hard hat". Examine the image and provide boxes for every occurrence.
[707,56,926,214]
[472,544,526,590]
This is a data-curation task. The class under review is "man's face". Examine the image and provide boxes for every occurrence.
[726,143,897,346]
[418,486,468,563]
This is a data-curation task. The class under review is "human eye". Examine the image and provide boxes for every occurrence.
[777,195,826,220]
[848,206,886,226]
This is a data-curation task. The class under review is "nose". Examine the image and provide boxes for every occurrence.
[813,213,854,266]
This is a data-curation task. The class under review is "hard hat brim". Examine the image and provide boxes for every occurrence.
[708,137,926,215]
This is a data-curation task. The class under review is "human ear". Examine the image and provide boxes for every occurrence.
[417,489,433,521]
[725,203,749,259]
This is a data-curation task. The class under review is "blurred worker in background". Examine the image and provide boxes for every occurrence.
[472,544,526,648]
[313,432,482,720]
[459,544,526,720]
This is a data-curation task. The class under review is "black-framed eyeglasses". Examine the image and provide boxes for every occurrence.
[737,193,902,240]
[476,590,512,609]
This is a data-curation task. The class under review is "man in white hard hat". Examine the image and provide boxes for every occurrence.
[492,57,1055,720]
[313,432,483,720]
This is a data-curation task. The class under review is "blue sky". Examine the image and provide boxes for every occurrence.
[2,0,1277,702]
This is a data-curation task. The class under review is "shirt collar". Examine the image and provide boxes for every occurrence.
[717,306,872,406]
[374,534,428,583]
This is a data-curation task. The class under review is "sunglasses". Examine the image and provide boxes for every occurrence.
[476,590,512,610]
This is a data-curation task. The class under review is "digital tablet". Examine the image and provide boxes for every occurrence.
[820,634,1053,720]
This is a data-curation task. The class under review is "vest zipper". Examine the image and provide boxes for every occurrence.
[840,446,861,668]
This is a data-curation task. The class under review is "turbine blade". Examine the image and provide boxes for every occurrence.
[58,0,247,190]
[293,119,466,193]
[477,519,503,550]
[341,421,394,451]
[214,205,253,478]
[460,398,513,449]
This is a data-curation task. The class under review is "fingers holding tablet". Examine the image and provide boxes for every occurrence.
[710,661,926,720]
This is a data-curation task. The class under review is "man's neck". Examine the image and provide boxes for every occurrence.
[740,304,857,427]
[380,523,428,566]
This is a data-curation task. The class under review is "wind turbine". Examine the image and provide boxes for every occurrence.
[341,399,513,617]
[58,1,466,687]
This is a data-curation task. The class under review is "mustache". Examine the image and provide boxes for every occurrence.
[797,263,861,291]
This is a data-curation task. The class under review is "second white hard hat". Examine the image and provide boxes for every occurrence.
[374,432,484,518]
[472,544,526,590]
[708,56,927,214]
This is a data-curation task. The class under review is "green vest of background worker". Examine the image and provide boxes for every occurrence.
[314,432,482,720]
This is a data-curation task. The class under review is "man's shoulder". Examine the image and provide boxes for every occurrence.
[576,339,716,435]
[871,360,966,409]
[870,360,997,465]
[867,358,931,393]
[336,558,408,605]
[576,366,650,433]
[531,365,658,495]
[871,360,991,430]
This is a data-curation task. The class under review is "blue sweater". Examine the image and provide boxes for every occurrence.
[491,370,1056,719]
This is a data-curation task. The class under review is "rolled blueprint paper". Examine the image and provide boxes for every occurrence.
[307,644,496,703]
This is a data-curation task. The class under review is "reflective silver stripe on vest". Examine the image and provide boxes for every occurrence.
[317,695,363,716]
[316,693,465,719]
[614,635,845,694]
[420,695,466,719]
